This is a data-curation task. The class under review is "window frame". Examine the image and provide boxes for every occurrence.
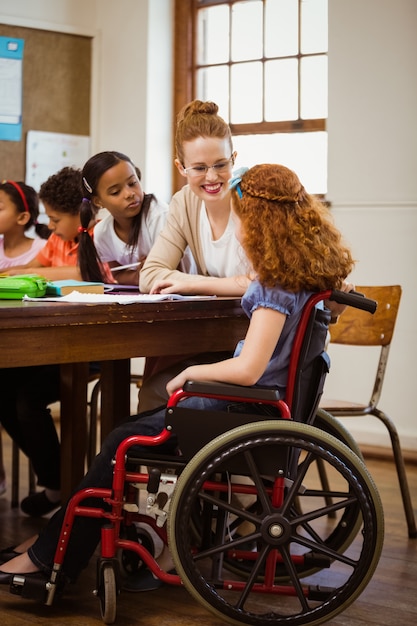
[173,0,327,193]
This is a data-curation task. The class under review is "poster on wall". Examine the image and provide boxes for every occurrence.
[25,130,91,191]
[0,36,24,141]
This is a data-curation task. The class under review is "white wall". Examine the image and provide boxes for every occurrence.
[93,0,173,203]
[1,0,416,451]
[327,0,417,451]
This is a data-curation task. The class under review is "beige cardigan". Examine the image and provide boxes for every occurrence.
[139,185,211,293]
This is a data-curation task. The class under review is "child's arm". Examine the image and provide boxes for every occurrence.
[6,264,82,280]
[166,307,286,395]
[150,274,251,297]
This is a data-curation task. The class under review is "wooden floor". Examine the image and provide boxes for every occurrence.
[0,433,416,626]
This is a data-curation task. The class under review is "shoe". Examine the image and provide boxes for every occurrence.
[20,491,61,517]
[0,546,20,565]
[123,568,176,593]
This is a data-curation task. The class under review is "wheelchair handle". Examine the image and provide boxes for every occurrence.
[328,289,377,314]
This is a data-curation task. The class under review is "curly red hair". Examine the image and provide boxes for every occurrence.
[231,164,354,292]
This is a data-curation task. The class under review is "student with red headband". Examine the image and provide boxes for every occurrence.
[0,180,50,498]
[5,168,111,282]
[0,180,50,269]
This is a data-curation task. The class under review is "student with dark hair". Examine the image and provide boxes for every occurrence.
[0,180,50,498]
[0,180,49,269]
[80,151,169,286]
[7,166,110,282]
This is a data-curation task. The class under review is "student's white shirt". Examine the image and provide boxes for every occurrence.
[93,198,169,265]
[199,203,247,277]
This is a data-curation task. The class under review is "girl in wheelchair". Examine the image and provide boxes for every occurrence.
[0,163,354,601]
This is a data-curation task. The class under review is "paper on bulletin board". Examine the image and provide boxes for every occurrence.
[25,130,90,191]
[0,36,24,141]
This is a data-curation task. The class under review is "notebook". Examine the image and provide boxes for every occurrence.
[46,280,104,296]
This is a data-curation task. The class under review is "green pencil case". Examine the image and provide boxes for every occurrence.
[0,274,48,299]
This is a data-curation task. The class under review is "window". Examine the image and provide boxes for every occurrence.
[174,0,328,194]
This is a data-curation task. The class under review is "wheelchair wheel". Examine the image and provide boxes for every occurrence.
[168,420,383,626]
[97,562,117,625]
[313,408,363,460]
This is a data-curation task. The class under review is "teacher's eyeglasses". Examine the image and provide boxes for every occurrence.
[182,156,234,178]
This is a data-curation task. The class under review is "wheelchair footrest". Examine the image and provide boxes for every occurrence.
[10,573,49,602]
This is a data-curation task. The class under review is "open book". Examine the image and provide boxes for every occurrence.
[23,291,217,304]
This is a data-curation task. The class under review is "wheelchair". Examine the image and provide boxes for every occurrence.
[11,289,384,626]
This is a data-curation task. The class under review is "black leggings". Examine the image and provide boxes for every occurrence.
[0,365,61,490]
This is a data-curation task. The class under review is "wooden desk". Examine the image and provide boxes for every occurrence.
[0,298,247,499]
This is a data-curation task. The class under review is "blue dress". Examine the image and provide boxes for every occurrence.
[235,280,314,390]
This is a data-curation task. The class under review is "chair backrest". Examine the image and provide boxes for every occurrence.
[328,285,401,347]
[325,285,401,410]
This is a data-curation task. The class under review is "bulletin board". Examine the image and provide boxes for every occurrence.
[0,35,24,141]
[0,24,91,181]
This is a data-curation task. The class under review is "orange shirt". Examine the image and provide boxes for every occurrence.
[36,233,79,267]
[36,230,113,282]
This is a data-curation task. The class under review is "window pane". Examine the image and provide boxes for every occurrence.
[231,1,263,61]
[301,0,328,54]
[265,59,298,121]
[231,62,262,123]
[265,0,298,57]
[197,66,230,121]
[197,5,230,65]
[300,55,327,119]
[233,131,328,194]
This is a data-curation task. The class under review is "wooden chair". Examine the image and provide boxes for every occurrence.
[320,285,416,537]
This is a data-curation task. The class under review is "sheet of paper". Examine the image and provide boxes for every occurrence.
[26,130,90,191]
[23,291,217,304]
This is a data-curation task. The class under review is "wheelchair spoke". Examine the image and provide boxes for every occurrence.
[198,489,261,526]
[278,545,310,612]
[241,448,275,513]
[234,543,271,610]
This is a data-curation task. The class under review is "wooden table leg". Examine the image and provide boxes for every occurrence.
[99,359,131,442]
[60,362,89,500]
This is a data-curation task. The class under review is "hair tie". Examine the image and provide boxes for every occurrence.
[82,177,93,194]
[78,226,89,234]
[229,167,249,199]
[3,180,30,212]
[82,197,90,203]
